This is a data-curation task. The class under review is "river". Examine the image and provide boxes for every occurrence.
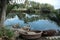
[4,15,60,31]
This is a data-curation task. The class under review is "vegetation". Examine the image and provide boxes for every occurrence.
[48,9,60,26]
[0,0,60,26]
[0,0,60,40]
[0,27,14,39]
[13,1,59,25]
[0,0,11,27]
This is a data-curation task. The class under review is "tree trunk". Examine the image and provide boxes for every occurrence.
[0,0,7,27]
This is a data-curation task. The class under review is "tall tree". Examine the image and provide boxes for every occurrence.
[0,0,15,27]
[0,0,7,27]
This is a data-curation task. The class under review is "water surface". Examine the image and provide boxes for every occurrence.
[4,15,60,30]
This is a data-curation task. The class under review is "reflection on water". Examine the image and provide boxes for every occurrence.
[29,20,60,30]
[4,15,60,30]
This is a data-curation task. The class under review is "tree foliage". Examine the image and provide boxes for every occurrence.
[48,9,60,25]
[1,0,60,26]
[6,0,56,24]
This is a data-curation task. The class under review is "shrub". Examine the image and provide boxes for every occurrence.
[0,27,14,38]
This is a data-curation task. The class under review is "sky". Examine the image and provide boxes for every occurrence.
[14,0,60,9]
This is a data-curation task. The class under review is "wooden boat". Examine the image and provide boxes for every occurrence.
[19,29,43,39]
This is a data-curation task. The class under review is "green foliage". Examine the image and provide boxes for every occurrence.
[3,0,60,26]
[17,13,26,19]
[6,1,54,24]
[7,13,16,18]
[24,0,29,8]
[0,27,14,38]
[5,29,14,38]
[6,3,17,16]
[40,4,54,14]
[0,29,3,37]
[47,9,60,26]
[30,1,40,8]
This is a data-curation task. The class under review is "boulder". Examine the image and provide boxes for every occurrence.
[42,30,57,36]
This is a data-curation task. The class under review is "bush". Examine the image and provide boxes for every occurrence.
[0,27,14,38]
[5,29,14,38]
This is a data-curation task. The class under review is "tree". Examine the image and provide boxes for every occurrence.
[14,1,55,23]
[48,9,60,26]
[30,1,40,9]
[0,0,7,27]
[24,0,29,8]
[0,0,15,27]
[40,4,54,14]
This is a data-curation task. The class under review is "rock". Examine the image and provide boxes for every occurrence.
[42,30,57,36]
[19,28,27,33]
